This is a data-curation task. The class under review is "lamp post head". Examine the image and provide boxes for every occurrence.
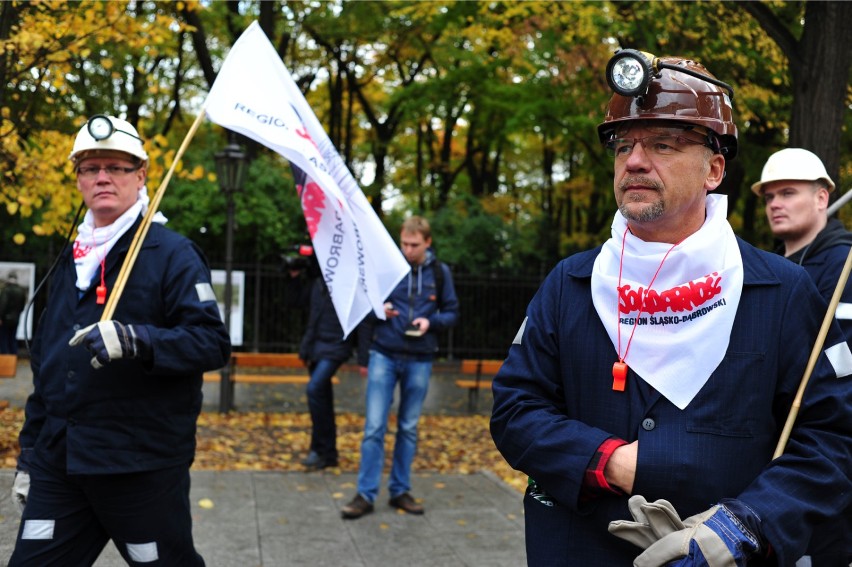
[215,138,247,194]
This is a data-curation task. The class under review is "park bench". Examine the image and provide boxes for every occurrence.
[203,352,339,385]
[0,354,16,378]
[1,355,19,410]
[454,358,503,412]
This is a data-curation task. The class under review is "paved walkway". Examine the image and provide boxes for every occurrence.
[0,358,524,566]
[0,469,525,566]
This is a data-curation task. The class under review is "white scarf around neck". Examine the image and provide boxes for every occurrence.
[591,194,743,409]
[72,187,167,291]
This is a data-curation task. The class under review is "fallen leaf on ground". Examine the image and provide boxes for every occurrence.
[0,409,526,493]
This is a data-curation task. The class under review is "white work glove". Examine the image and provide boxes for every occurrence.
[609,495,761,567]
[69,320,152,369]
[12,470,29,514]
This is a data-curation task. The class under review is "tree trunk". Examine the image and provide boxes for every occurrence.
[742,1,852,197]
[787,1,852,195]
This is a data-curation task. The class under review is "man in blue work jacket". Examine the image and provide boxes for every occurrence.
[491,51,852,566]
[753,147,852,567]
[9,114,231,566]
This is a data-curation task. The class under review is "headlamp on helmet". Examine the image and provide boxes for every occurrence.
[606,49,735,101]
[86,114,143,142]
[69,114,149,164]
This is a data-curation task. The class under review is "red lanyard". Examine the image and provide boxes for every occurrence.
[613,226,682,391]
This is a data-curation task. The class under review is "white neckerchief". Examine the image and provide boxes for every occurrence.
[591,194,743,409]
[72,187,167,291]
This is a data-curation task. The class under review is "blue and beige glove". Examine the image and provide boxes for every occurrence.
[69,321,153,369]
[609,495,762,567]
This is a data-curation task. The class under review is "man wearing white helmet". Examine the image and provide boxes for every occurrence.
[9,115,230,565]
[755,149,850,295]
[753,147,852,567]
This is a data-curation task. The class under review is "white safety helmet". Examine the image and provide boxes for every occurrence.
[751,147,835,196]
[69,114,149,164]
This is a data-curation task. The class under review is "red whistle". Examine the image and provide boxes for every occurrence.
[96,285,107,305]
[612,362,627,392]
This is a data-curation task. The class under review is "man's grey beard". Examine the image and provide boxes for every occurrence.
[617,176,665,222]
[619,198,664,222]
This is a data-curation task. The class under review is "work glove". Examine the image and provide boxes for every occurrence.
[69,320,153,369]
[12,470,29,514]
[608,495,685,549]
[609,495,761,567]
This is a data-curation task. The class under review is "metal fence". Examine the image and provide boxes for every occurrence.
[221,261,543,360]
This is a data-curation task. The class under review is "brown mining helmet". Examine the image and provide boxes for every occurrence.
[597,50,738,160]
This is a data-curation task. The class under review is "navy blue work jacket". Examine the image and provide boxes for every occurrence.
[491,238,852,566]
[789,218,852,342]
[20,218,230,475]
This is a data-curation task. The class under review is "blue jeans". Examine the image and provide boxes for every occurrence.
[306,359,344,461]
[357,350,432,503]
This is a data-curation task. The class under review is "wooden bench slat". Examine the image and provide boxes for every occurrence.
[454,379,492,389]
[234,374,339,385]
[460,359,503,375]
[204,372,338,385]
[0,355,17,378]
[205,352,345,409]
[456,359,503,413]
[477,360,503,374]
[231,352,304,368]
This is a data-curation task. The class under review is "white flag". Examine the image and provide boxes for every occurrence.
[204,21,409,337]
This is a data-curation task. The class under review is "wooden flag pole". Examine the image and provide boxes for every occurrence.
[772,243,852,459]
[101,109,208,321]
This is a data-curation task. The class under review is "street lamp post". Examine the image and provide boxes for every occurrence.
[215,134,246,414]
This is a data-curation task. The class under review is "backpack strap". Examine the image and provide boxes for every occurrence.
[433,260,444,310]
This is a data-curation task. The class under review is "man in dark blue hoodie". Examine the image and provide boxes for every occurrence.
[342,216,459,519]
[754,147,852,567]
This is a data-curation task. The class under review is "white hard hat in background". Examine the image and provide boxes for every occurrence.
[751,147,835,195]
[69,114,149,164]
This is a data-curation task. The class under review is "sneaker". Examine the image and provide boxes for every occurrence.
[301,451,338,471]
[389,492,424,515]
[341,494,374,519]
